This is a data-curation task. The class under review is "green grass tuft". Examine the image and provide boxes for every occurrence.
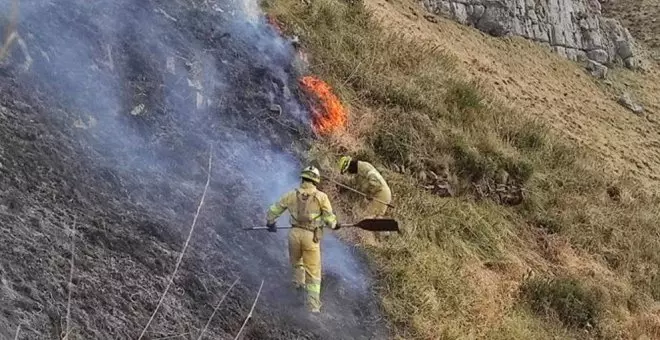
[521,276,602,329]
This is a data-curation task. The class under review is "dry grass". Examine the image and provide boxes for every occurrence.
[265,0,660,338]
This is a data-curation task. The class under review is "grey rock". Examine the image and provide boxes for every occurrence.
[623,57,638,70]
[587,49,609,64]
[452,2,469,25]
[616,39,633,59]
[422,0,637,64]
[586,60,608,78]
[466,4,474,17]
[576,50,589,62]
[553,46,568,58]
[567,48,586,61]
[476,6,511,37]
[617,92,644,114]
[473,5,485,19]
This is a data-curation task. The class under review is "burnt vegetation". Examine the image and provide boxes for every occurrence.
[0,0,384,339]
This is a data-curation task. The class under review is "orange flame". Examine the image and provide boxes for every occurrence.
[299,76,347,135]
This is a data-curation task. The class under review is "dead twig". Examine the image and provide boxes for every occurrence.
[62,218,76,340]
[14,324,21,340]
[196,277,240,340]
[233,280,264,340]
[138,149,214,340]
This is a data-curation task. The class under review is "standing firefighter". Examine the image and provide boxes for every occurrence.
[337,156,392,240]
[266,166,339,313]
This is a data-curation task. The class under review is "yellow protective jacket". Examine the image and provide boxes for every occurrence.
[355,161,390,197]
[267,182,337,230]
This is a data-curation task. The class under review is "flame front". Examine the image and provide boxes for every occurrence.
[299,76,347,135]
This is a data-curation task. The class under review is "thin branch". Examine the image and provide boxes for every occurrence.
[233,280,264,340]
[196,277,240,340]
[14,324,21,340]
[138,149,214,340]
[62,218,76,340]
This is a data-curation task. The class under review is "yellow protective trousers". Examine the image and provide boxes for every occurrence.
[363,187,392,241]
[364,187,392,218]
[288,227,322,312]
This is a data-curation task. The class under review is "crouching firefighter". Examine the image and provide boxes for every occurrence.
[337,156,392,241]
[266,166,340,313]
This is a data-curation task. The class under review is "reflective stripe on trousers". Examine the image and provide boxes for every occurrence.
[288,227,322,312]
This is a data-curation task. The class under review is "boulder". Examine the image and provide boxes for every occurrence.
[587,49,609,64]
[623,56,639,70]
[617,92,644,114]
[475,5,511,37]
[586,60,608,78]
[616,39,633,59]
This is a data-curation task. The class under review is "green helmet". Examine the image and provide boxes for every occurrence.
[338,156,352,174]
[301,166,321,184]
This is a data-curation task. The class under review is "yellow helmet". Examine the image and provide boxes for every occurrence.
[338,156,352,174]
[301,166,321,184]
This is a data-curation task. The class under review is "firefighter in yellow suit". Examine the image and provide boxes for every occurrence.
[337,156,392,240]
[266,166,339,313]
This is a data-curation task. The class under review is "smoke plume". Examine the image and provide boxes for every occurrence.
[0,0,383,337]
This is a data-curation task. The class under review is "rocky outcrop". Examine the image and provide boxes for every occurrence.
[618,92,644,114]
[421,0,638,67]
[586,59,608,78]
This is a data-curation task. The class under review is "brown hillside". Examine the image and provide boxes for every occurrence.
[368,0,660,187]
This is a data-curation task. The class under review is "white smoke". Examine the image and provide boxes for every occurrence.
[1,0,379,334]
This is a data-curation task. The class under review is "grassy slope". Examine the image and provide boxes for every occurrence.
[265,0,660,338]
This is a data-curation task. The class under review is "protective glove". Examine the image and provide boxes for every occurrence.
[266,222,277,233]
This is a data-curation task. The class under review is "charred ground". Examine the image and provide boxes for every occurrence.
[0,0,385,339]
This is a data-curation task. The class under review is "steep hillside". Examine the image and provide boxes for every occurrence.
[266,0,660,338]
[370,0,660,183]
[0,0,385,339]
[601,0,660,62]
[2,0,660,338]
